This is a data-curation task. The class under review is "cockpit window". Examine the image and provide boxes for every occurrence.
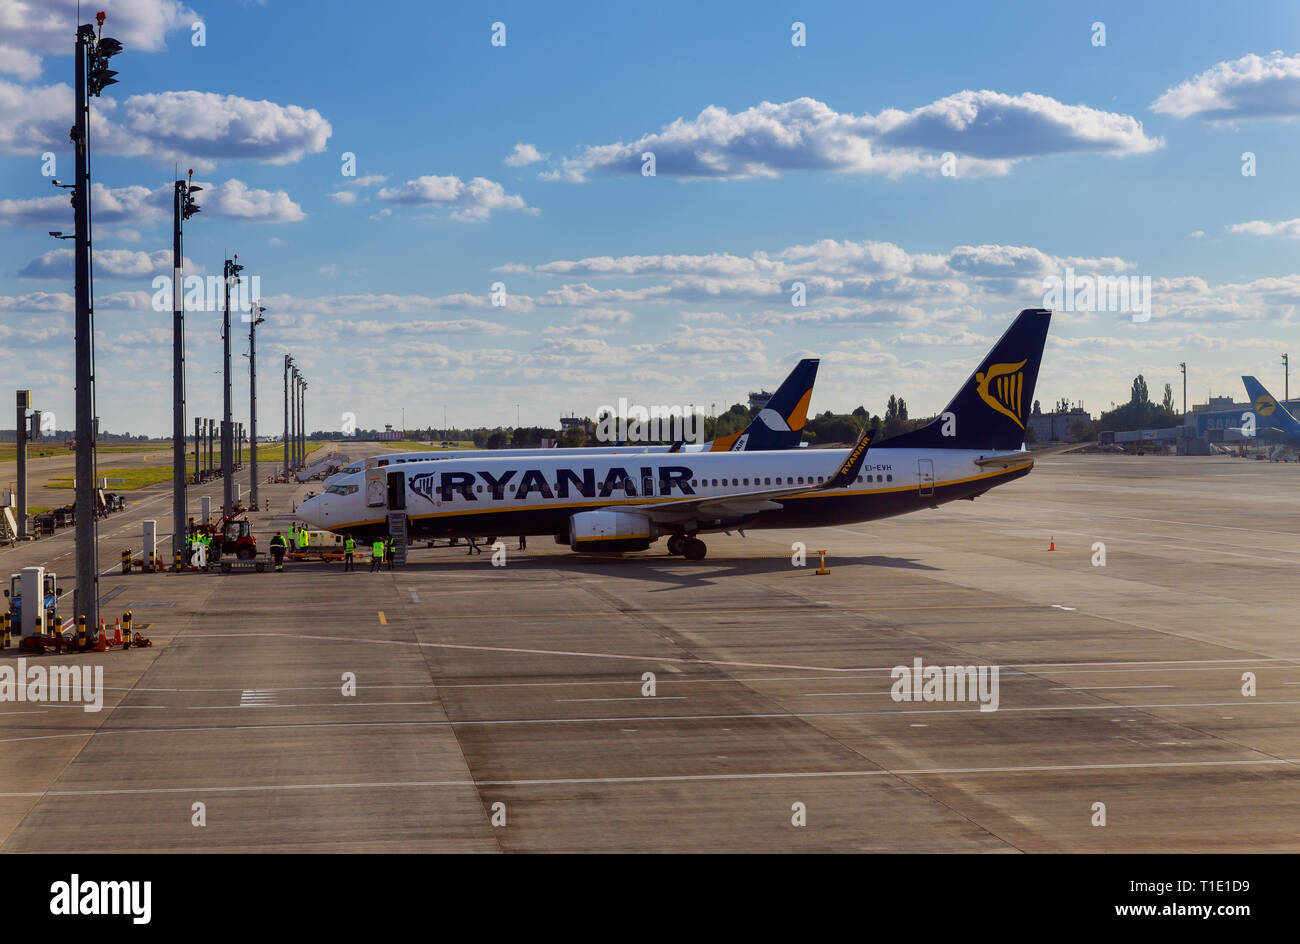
[325,484,359,495]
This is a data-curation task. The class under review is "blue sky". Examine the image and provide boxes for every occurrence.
[2,0,1299,436]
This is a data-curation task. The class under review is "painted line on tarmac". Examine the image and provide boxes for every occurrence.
[3,698,1300,746]
[176,632,1300,676]
[3,755,1300,799]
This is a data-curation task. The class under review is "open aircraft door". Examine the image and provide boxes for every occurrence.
[386,470,406,511]
[364,457,386,507]
[918,458,934,498]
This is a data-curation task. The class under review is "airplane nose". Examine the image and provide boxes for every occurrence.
[298,495,327,528]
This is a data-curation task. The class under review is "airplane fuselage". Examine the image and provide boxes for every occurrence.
[300,446,1032,544]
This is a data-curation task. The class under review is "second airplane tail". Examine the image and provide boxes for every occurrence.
[710,357,819,451]
[1242,376,1300,432]
[876,308,1051,452]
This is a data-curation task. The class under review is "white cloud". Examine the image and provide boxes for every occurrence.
[264,291,534,316]
[504,142,547,166]
[1227,218,1300,239]
[0,44,42,81]
[0,179,304,229]
[194,178,306,222]
[0,183,164,228]
[1152,52,1300,121]
[548,93,1160,181]
[18,247,196,279]
[0,291,74,312]
[0,83,331,167]
[328,191,358,204]
[376,174,535,221]
[120,91,332,166]
[0,0,197,78]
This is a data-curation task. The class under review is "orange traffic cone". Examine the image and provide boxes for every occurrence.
[1048,537,1056,551]
[94,620,108,651]
[112,619,122,646]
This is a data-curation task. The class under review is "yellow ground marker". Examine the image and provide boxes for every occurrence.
[377,611,387,625]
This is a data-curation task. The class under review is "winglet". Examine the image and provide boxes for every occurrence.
[820,428,872,490]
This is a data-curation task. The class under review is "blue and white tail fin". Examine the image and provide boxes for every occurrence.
[709,357,819,451]
[875,309,1051,451]
[1242,376,1300,432]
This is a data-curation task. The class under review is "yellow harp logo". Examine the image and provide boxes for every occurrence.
[1254,394,1277,417]
[975,360,1028,428]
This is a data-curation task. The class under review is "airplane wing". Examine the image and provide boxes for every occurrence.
[622,429,872,524]
[975,442,1087,468]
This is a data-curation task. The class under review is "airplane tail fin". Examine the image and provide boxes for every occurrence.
[1242,376,1300,431]
[876,309,1051,451]
[710,357,820,451]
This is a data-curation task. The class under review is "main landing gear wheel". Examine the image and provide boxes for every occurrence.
[667,534,686,556]
[683,537,707,561]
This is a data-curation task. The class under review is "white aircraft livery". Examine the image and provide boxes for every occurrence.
[298,309,1050,560]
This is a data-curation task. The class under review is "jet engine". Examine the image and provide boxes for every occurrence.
[568,509,656,553]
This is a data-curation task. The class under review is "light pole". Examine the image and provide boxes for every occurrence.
[171,170,200,567]
[291,367,300,470]
[283,355,294,477]
[247,301,265,506]
[1179,362,1186,417]
[298,376,307,469]
[221,255,243,518]
[71,13,123,638]
[1283,353,1290,404]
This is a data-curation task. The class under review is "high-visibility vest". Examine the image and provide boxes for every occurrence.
[372,540,383,556]
[297,531,308,548]
[344,537,355,553]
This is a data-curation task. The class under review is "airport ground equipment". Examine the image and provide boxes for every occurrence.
[294,451,348,483]
[4,567,63,638]
[220,557,270,573]
[197,513,259,559]
[285,528,347,561]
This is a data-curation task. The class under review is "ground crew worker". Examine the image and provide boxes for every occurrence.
[384,536,395,571]
[518,535,527,550]
[297,527,309,554]
[343,535,356,571]
[269,531,287,572]
[370,538,384,573]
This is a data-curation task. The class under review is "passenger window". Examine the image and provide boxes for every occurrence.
[743,478,750,486]
[476,485,483,492]
[817,476,824,483]
[887,474,893,482]
[764,477,771,485]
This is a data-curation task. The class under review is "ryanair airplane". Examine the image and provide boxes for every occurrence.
[298,309,1050,560]
[321,358,820,487]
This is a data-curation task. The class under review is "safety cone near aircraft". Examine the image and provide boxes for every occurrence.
[299,309,1056,561]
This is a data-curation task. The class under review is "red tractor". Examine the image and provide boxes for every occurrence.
[205,514,258,559]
